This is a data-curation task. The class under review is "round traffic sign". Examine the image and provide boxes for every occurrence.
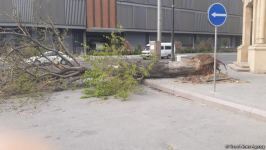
[208,3,227,27]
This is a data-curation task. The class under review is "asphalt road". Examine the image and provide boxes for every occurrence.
[216,53,237,64]
[0,87,265,150]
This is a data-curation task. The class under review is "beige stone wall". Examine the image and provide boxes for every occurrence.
[237,0,266,73]
[248,45,266,73]
[237,0,253,64]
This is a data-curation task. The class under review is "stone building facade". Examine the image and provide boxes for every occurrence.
[236,0,266,73]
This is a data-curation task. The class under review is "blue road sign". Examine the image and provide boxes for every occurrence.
[208,3,227,27]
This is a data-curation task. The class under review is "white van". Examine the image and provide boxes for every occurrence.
[141,43,175,59]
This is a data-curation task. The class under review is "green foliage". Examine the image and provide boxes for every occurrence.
[1,72,38,96]
[133,45,142,55]
[83,68,137,100]
[83,33,156,100]
[102,32,128,56]
[23,47,42,58]
[88,33,143,56]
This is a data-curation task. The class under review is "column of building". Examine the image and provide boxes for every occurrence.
[257,0,266,44]
[248,0,266,73]
[237,0,253,64]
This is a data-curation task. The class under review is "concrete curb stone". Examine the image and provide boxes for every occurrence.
[144,79,266,121]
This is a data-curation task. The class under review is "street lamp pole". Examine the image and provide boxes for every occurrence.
[171,0,175,61]
[157,0,162,42]
[155,0,162,59]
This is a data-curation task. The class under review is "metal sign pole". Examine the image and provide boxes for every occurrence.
[208,3,227,93]
[213,27,217,92]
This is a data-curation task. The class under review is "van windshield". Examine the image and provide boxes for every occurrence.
[145,46,150,51]
[165,46,172,49]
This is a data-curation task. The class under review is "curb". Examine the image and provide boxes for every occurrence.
[144,80,266,121]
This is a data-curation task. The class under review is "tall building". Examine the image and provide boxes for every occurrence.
[0,0,243,54]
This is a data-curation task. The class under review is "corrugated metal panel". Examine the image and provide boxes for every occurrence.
[162,0,172,7]
[194,12,212,33]
[12,0,33,23]
[146,7,157,30]
[133,6,146,29]
[117,0,243,35]
[0,0,86,28]
[175,10,195,32]
[180,0,194,9]
[228,0,243,15]
[162,9,172,31]
[118,0,243,15]
[117,4,133,29]
[65,0,86,26]
[37,0,66,26]
[227,16,242,34]
[0,1,14,23]
[193,0,210,11]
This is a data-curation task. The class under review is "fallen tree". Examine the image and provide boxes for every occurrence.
[0,20,226,99]
[147,54,227,78]
[0,19,87,97]
[0,25,85,80]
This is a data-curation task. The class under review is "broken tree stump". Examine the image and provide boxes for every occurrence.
[147,54,226,78]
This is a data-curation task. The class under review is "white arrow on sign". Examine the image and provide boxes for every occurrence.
[211,12,226,17]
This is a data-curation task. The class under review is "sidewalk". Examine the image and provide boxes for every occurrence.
[144,68,266,120]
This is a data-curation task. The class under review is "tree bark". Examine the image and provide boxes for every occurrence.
[148,60,197,78]
[142,54,225,78]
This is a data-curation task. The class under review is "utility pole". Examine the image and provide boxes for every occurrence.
[156,0,162,59]
[171,0,175,61]
[157,0,162,42]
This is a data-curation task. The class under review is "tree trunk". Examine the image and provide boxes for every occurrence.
[146,54,225,78]
[148,60,197,78]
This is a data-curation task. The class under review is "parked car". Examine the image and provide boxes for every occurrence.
[26,51,73,65]
[141,43,175,59]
